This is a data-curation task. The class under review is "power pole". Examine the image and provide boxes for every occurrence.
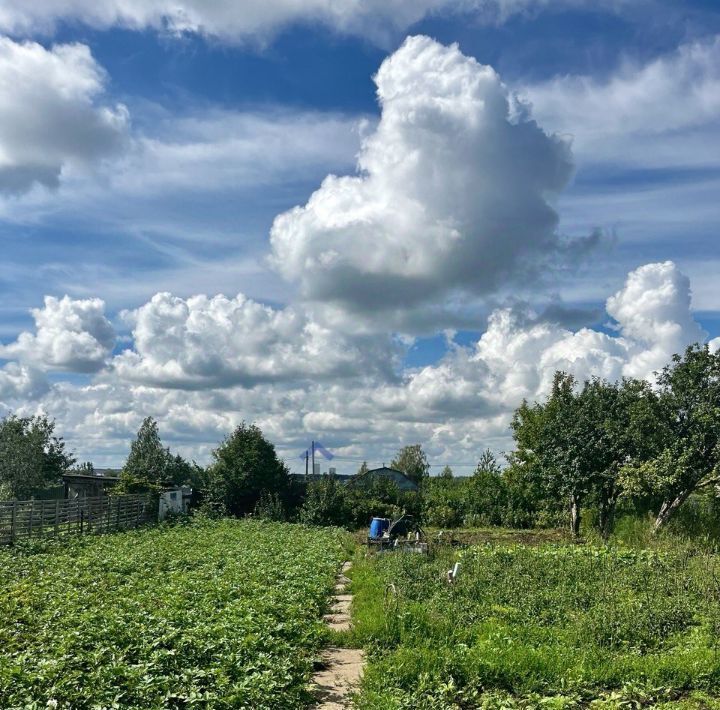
[305,449,309,478]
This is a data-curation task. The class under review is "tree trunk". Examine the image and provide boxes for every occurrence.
[598,497,616,541]
[653,488,691,533]
[570,494,581,538]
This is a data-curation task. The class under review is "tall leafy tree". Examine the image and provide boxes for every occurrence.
[512,372,587,536]
[576,377,660,538]
[205,422,289,516]
[119,417,196,493]
[621,345,720,532]
[466,450,506,526]
[0,415,75,499]
[391,444,430,485]
[300,475,349,527]
[512,373,666,538]
[440,465,454,479]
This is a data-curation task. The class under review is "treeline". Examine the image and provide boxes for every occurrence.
[303,344,720,539]
[511,343,720,537]
[1,344,718,539]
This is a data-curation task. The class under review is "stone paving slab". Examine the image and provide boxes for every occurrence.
[312,561,364,708]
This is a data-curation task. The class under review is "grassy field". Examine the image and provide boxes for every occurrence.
[0,518,348,709]
[347,541,720,708]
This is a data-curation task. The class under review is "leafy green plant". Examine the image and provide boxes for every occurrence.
[350,543,720,707]
[0,518,347,708]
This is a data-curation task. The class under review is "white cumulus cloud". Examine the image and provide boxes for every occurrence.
[0,37,129,193]
[270,35,578,329]
[385,261,706,423]
[112,292,399,389]
[2,261,707,472]
[0,296,115,373]
[0,362,48,404]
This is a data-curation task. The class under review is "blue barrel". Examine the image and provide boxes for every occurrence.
[369,517,389,539]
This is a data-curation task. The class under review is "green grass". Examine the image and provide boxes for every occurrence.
[0,517,348,709]
[349,543,720,708]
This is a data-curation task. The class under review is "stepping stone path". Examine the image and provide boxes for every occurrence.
[312,561,364,709]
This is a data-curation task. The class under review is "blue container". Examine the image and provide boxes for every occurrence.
[369,517,390,539]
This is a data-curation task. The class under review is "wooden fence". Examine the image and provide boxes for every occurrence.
[0,494,155,545]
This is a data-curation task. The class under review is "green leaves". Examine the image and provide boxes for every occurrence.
[0,414,74,499]
[119,417,196,494]
[0,519,345,708]
[205,423,289,517]
[353,544,720,708]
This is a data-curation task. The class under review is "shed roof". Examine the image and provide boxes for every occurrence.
[351,466,419,491]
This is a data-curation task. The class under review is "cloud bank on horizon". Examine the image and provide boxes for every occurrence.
[0,6,718,469]
[0,257,713,468]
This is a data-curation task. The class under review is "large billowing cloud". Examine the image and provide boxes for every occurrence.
[270,36,577,328]
[0,296,115,373]
[112,292,399,389]
[606,261,706,378]
[364,262,703,425]
[0,37,128,193]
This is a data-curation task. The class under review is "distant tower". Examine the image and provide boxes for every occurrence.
[329,467,337,476]
[313,462,321,475]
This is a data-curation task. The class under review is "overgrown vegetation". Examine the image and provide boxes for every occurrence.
[349,542,720,708]
[2,344,719,548]
[0,518,348,708]
[0,414,74,499]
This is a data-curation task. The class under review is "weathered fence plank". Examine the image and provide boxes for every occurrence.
[0,494,154,545]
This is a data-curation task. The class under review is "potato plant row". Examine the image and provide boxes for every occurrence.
[0,518,346,709]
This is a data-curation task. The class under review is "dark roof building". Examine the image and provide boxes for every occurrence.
[291,466,419,491]
[62,472,120,499]
[350,466,419,491]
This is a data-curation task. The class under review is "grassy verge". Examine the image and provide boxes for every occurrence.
[0,517,349,709]
[348,542,720,708]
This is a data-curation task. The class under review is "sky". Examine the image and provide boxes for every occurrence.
[0,0,719,474]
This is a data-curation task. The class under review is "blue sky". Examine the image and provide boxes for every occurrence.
[0,1,718,472]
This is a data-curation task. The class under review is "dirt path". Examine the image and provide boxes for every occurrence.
[312,561,364,709]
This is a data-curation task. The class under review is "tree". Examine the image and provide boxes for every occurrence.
[300,475,349,526]
[620,345,720,532]
[475,449,501,476]
[511,372,588,536]
[72,461,95,474]
[0,415,75,499]
[205,422,289,516]
[466,450,506,526]
[440,465,454,479]
[579,377,661,539]
[391,444,430,485]
[512,372,667,538]
[356,461,369,476]
[119,417,196,493]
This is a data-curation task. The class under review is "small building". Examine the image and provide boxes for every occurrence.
[158,487,193,520]
[290,466,419,491]
[62,471,120,499]
[350,467,419,492]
